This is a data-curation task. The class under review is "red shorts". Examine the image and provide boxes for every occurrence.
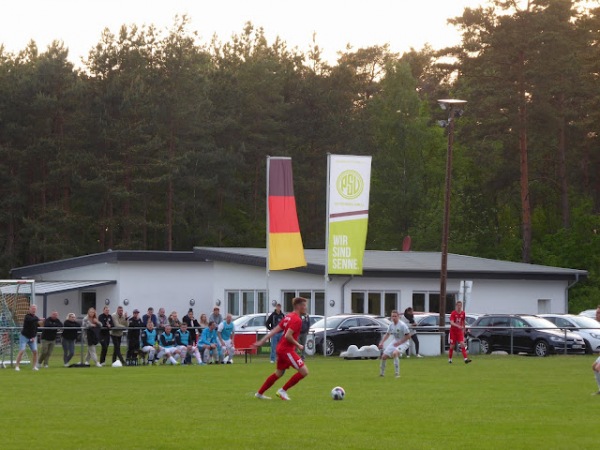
[449,331,465,345]
[276,350,305,371]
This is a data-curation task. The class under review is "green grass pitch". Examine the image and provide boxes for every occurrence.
[1,352,598,449]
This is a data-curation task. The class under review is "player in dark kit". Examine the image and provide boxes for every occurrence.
[448,300,471,364]
[253,297,309,400]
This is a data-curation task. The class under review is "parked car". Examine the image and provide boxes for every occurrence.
[539,314,600,354]
[233,313,324,335]
[233,313,268,335]
[468,314,586,356]
[578,309,599,320]
[310,314,388,356]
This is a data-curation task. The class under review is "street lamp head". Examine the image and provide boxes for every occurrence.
[437,99,467,110]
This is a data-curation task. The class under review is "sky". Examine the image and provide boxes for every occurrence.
[0,0,488,65]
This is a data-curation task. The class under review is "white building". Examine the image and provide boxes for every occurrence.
[9,247,587,319]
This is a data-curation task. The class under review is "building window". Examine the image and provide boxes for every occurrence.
[81,292,96,315]
[412,293,425,312]
[226,290,266,316]
[384,293,398,317]
[242,291,255,315]
[282,290,325,315]
[351,292,365,313]
[227,292,240,316]
[257,291,268,314]
[351,291,399,315]
[412,292,456,313]
[537,299,551,314]
[368,292,381,315]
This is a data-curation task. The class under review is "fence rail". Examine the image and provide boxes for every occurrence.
[0,326,262,367]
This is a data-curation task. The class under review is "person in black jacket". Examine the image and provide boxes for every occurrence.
[98,306,115,365]
[62,313,80,366]
[266,304,285,363]
[38,311,63,368]
[182,309,201,345]
[126,309,144,364]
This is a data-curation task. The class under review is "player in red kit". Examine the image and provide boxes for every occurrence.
[252,297,309,400]
[448,300,472,364]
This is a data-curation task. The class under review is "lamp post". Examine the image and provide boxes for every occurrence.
[437,98,467,353]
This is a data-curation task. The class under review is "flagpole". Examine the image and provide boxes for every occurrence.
[266,156,271,311]
[323,153,332,356]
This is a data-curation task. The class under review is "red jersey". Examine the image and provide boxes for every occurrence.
[276,312,302,353]
[450,310,466,332]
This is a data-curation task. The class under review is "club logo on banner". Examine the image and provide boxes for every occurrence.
[327,155,372,275]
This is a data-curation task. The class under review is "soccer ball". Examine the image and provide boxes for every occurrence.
[331,386,345,400]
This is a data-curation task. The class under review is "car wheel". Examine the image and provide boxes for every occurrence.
[479,337,492,354]
[534,340,550,357]
[584,339,593,355]
[325,338,335,356]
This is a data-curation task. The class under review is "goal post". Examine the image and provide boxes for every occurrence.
[0,280,36,367]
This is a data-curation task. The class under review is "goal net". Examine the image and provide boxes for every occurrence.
[0,280,35,367]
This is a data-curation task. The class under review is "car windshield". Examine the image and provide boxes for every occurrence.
[570,315,600,328]
[310,317,347,329]
[524,316,557,329]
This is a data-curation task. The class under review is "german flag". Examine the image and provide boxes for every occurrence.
[267,157,306,270]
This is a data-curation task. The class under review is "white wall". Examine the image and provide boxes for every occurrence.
[29,259,572,319]
[117,261,213,317]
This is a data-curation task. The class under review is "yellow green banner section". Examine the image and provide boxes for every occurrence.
[328,218,369,275]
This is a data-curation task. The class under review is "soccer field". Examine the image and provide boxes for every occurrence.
[1,353,598,449]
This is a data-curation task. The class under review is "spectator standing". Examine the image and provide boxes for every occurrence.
[110,306,128,365]
[38,310,63,368]
[182,309,201,344]
[596,305,600,323]
[402,307,422,358]
[62,313,80,367]
[266,303,285,364]
[198,321,219,364]
[199,313,209,331]
[218,314,236,364]
[253,297,310,401]
[156,308,168,332]
[98,306,114,365]
[298,312,310,360]
[142,307,157,327]
[82,307,102,367]
[209,306,223,325]
[126,309,144,364]
[168,311,182,330]
[15,304,43,371]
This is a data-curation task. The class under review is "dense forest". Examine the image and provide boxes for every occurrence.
[1,0,600,311]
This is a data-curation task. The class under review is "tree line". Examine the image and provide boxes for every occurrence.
[1,1,599,311]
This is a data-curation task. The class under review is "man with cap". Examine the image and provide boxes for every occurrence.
[126,309,144,364]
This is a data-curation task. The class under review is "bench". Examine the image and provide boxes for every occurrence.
[233,333,258,363]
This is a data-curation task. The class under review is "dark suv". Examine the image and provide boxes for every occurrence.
[468,314,586,356]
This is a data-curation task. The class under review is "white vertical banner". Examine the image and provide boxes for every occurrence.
[326,155,372,276]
